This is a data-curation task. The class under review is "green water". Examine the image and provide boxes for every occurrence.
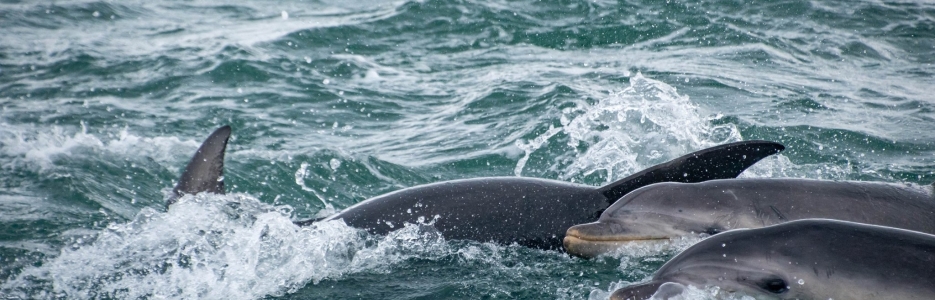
[1,0,934,298]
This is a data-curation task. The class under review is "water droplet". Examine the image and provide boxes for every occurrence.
[329,158,341,170]
[281,11,289,19]
[92,11,100,18]
[797,279,805,285]
[323,79,330,85]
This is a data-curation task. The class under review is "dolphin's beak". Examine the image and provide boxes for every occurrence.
[609,281,665,300]
[564,222,668,258]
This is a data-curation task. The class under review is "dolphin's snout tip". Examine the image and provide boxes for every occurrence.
[564,222,631,258]
[564,222,670,258]
[563,235,624,258]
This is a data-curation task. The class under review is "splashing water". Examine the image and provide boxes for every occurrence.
[0,193,454,299]
[0,123,199,174]
[515,73,742,182]
[581,236,707,299]
[5,192,622,299]
[294,162,336,217]
[610,236,704,274]
[644,285,749,300]
[589,280,761,300]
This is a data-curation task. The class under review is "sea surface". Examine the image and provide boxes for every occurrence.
[1,0,934,299]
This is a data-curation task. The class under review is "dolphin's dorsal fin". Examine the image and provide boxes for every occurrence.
[597,140,784,202]
[166,125,232,209]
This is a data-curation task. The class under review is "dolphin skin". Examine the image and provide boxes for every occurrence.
[170,126,783,250]
[167,125,231,208]
[564,178,935,257]
[610,219,935,300]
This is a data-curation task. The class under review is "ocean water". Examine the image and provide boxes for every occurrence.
[1,0,934,298]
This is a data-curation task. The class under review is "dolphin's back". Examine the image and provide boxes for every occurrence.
[691,178,935,234]
[326,177,607,249]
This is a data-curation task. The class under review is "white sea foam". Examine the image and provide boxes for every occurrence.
[0,123,199,173]
[512,72,866,183]
[515,73,742,182]
[0,192,467,299]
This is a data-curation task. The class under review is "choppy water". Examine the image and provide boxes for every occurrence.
[1,0,934,299]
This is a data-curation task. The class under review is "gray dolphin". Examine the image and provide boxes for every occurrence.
[564,178,935,257]
[610,219,935,300]
[170,126,783,250]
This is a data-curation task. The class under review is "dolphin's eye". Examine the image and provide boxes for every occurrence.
[704,227,721,235]
[758,277,788,294]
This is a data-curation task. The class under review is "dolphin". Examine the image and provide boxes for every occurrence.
[565,178,935,257]
[170,125,783,250]
[609,219,935,300]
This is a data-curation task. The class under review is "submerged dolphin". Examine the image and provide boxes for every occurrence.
[170,125,783,249]
[565,178,935,257]
[610,219,935,300]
